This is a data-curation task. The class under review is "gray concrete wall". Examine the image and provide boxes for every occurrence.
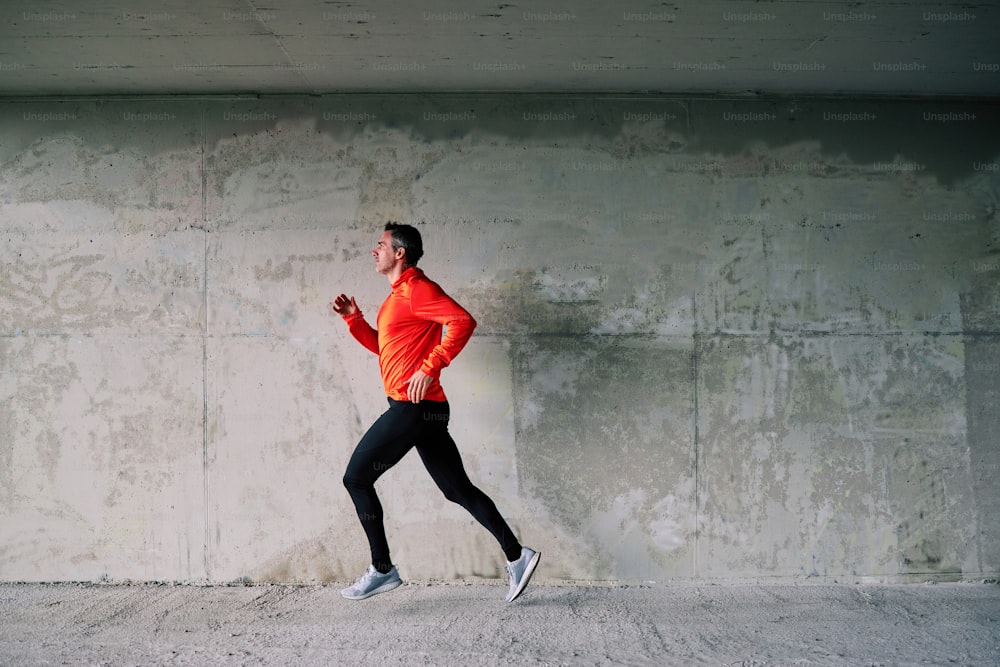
[1,94,998,584]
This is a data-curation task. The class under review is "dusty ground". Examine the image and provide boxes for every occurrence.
[1,581,998,665]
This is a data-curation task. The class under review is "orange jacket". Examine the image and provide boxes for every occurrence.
[341,267,476,402]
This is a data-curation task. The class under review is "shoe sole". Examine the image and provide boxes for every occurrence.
[340,578,402,600]
[506,551,540,602]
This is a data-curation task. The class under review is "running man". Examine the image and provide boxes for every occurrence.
[332,222,540,602]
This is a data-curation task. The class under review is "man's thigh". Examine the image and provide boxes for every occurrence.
[345,401,423,480]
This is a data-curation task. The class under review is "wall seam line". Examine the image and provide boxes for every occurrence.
[201,101,211,582]
[692,290,700,579]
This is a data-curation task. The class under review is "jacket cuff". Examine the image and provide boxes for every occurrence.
[420,360,442,378]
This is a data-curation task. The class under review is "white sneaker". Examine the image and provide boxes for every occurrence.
[340,565,402,600]
[505,547,540,602]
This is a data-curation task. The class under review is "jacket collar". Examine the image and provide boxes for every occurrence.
[391,266,423,289]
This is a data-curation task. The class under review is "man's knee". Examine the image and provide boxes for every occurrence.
[439,485,462,505]
[440,481,479,507]
[343,472,368,492]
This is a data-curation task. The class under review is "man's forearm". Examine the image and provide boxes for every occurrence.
[343,312,380,354]
[420,313,476,376]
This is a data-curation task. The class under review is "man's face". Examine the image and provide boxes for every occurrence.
[373,230,403,274]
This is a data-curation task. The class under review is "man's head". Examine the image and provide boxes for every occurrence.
[384,222,424,267]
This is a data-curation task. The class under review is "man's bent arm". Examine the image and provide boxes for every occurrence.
[410,280,476,377]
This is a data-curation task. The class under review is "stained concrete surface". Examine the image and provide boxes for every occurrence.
[2,94,999,585]
[1,582,998,666]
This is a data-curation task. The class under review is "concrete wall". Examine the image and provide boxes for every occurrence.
[1,94,998,584]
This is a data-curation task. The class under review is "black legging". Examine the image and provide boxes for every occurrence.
[343,398,522,569]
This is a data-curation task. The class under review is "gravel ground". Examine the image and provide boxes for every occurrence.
[1,581,998,665]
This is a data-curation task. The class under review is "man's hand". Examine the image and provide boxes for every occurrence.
[404,369,433,403]
[332,294,359,316]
